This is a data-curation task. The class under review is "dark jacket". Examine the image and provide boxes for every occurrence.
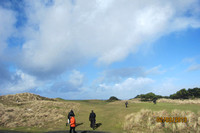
[89,111,96,121]
[68,110,75,120]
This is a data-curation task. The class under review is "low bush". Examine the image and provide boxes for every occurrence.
[106,96,120,102]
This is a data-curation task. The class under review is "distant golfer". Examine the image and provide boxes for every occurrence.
[70,115,76,133]
[68,110,75,124]
[125,101,128,108]
[153,98,157,104]
[89,110,96,130]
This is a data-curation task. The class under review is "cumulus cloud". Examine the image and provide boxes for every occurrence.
[95,77,154,99]
[68,70,84,87]
[1,0,200,98]
[0,69,40,95]
[9,0,199,77]
[46,70,85,93]
[152,77,179,96]
[100,67,145,83]
[95,65,165,84]
[0,7,16,55]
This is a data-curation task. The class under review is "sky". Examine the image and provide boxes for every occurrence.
[0,0,200,100]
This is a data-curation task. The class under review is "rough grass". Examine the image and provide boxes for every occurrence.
[158,98,200,104]
[0,100,80,131]
[0,93,55,106]
[124,109,200,133]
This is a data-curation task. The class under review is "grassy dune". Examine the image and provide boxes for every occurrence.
[0,94,200,133]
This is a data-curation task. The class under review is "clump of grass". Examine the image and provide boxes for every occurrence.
[124,109,200,133]
[158,98,200,104]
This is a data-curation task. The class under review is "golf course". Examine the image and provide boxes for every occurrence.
[0,93,200,133]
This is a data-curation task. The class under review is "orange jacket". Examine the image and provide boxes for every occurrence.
[70,116,76,127]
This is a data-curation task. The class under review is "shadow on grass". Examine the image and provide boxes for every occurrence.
[94,123,102,130]
[76,123,83,127]
[80,131,108,133]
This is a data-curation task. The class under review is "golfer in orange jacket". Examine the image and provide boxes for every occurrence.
[70,116,76,133]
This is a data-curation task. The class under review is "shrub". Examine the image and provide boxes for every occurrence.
[106,96,120,102]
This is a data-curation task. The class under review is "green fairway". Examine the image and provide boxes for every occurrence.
[56,100,200,133]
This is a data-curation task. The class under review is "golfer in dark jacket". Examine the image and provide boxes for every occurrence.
[125,101,128,108]
[89,110,96,129]
[153,99,157,104]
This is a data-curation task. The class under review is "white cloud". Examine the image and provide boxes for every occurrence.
[15,0,200,76]
[0,70,41,94]
[100,67,145,83]
[187,64,200,72]
[146,65,166,75]
[152,78,179,96]
[113,77,154,91]
[69,70,84,87]
[182,57,200,72]
[182,57,196,64]
[95,65,165,84]
[1,0,200,98]
[42,70,85,93]
[96,77,154,99]
[0,7,16,55]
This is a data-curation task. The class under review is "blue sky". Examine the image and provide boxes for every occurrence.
[0,0,200,99]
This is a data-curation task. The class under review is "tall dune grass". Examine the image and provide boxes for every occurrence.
[158,98,200,104]
[0,101,80,128]
[124,109,200,133]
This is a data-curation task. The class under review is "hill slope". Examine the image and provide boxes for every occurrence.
[0,93,55,103]
[0,93,80,131]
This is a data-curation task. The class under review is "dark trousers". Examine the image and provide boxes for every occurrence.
[90,120,95,128]
[70,127,75,133]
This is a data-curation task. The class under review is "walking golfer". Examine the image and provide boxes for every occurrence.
[70,115,76,133]
[89,110,96,130]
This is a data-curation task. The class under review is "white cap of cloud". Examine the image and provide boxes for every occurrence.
[18,0,200,74]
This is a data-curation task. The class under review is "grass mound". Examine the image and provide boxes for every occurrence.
[0,100,80,130]
[124,109,200,133]
[0,93,55,106]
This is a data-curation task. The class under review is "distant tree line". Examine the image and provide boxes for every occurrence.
[169,87,200,99]
[134,92,168,101]
[134,87,200,101]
